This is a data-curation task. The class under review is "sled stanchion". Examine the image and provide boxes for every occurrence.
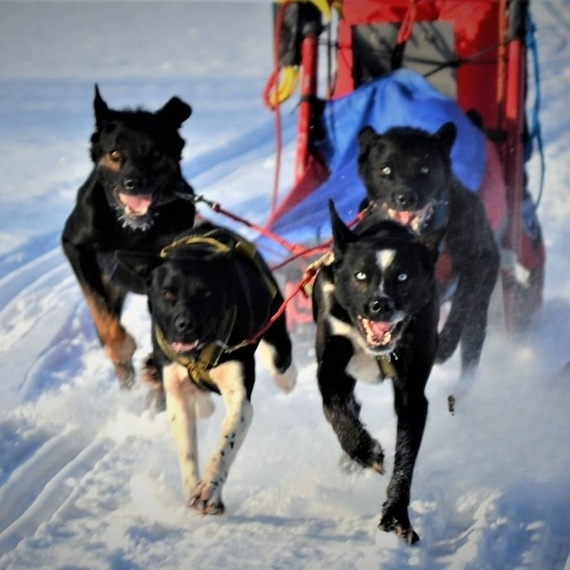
[295,30,319,183]
[502,0,528,330]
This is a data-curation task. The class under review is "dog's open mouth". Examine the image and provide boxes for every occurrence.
[357,316,403,352]
[386,201,433,232]
[116,192,153,217]
[170,340,200,354]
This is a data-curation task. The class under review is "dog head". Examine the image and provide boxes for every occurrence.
[90,85,193,231]
[357,122,456,233]
[328,201,440,356]
[117,242,236,356]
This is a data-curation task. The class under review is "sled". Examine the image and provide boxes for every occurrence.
[259,0,545,333]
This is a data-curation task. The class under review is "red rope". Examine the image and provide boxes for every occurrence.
[196,195,311,257]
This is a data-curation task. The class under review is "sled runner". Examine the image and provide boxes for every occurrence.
[259,0,545,332]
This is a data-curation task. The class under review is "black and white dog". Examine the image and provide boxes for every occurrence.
[117,221,297,514]
[312,202,441,544]
[357,123,500,395]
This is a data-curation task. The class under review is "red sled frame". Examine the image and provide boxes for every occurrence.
[269,0,545,332]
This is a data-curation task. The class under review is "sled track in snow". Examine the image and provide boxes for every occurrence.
[0,431,113,557]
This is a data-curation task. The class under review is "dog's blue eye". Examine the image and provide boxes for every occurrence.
[355,271,367,281]
[381,166,391,176]
[398,273,408,282]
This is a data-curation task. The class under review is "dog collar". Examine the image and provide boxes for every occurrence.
[377,354,397,380]
[153,308,237,393]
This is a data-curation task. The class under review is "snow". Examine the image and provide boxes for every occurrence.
[1,1,570,568]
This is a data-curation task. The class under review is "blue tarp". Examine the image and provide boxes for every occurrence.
[258,69,487,259]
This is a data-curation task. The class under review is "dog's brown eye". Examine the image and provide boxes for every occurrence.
[150,149,162,160]
[381,166,391,176]
[419,166,430,175]
[109,150,123,162]
[163,290,177,303]
[355,271,367,282]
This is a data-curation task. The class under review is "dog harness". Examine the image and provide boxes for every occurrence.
[154,229,277,392]
[377,354,397,381]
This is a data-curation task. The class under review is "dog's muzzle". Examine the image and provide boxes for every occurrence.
[113,190,155,230]
[356,315,405,354]
[385,201,434,233]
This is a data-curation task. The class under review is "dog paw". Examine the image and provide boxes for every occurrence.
[368,441,386,474]
[348,441,385,474]
[141,354,166,411]
[115,360,135,390]
[379,502,419,545]
[273,361,297,394]
[189,482,225,515]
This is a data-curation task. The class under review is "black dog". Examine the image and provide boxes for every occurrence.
[117,221,297,514]
[357,123,500,391]
[312,202,441,544]
[61,86,197,388]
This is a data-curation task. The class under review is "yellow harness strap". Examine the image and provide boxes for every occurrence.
[377,354,397,381]
[154,324,227,392]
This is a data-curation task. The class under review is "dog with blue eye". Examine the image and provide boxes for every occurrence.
[312,201,441,544]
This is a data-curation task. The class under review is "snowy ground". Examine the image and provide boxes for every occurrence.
[1,1,570,569]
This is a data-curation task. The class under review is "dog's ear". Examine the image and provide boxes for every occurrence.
[156,97,192,128]
[434,122,457,156]
[357,126,379,154]
[328,200,354,257]
[94,84,110,129]
[114,250,163,288]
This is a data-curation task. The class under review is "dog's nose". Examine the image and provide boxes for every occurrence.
[123,178,136,191]
[368,297,395,318]
[174,314,193,333]
[395,192,417,209]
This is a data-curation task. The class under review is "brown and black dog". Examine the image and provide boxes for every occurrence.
[61,86,196,388]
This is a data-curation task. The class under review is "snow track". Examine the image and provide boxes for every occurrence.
[0,431,112,555]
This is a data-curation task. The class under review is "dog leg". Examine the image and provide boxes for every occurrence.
[379,378,428,544]
[189,360,253,515]
[259,309,297,393]
[317,336,385,473]
[62,239,136,388]
[82,286,136,388]
[163,363,200,500]
[257,340,297,394]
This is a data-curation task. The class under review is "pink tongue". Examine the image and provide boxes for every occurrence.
[171,341,199,353]
[368,321,393,335]
[394,211,416,225]
[119,193,152,214]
